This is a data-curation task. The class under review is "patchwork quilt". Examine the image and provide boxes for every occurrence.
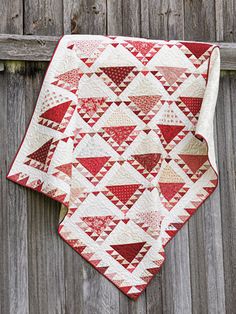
[7,35,220,300]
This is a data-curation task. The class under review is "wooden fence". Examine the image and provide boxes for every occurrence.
[0,1,235,314]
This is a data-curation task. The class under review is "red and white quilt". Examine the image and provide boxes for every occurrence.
[7,35,220,300]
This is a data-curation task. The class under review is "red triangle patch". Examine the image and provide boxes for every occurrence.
[52,68,83,90]
[77,156,110,176]
[180,97,203,116]
[100,66,135,86]
[133,153,161,172]
[81,215,113,235]
[107,184,140,203]
[103,125,136,145]
[111,242,146,263]
[126,40,155,56]
[181,42,212,59]
[27,139,53,164]
[159,182,185,201]
[179,154,208,173]
[129,95,161,114]
[55,163,72,177]
[40,101,72,123]
[158,124,184,143]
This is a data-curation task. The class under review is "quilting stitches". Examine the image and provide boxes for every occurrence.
[6,35,220,301]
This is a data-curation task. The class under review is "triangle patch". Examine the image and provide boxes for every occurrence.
[103,125,136,145]
[40,101,72,123]
[77,97,109,127]
[107,184,140,204]
[156,66,187,85]
[27,139,53,164]
[158,124,185,144]
[179,154,208,173]
[110,242,146,263]
[126,40,156,57]
[24,138,58,172]
[129,95,161,114]
[100,66,135,86]
[52,68,83,94]
[179,97,203,116]
[133,153,161,173]
[97,66,138,96]
[159,182,185,201]
[55,163,73,177]
[181,42,212,59]
[77,156,111,176]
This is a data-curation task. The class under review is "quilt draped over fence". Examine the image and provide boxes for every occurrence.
[7,35,220,300]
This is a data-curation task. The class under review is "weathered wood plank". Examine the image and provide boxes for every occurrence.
[217,2,236,311]
[142,2,192,314]
[5,61,29,314]
[184,2,226,313]
[221,0,236,41]
[64,0,106,35]
[184,0,216,41]
[0,34,60,61]
[23,0,63,35]
[24,62,66,314]
[0,35,235,70]
[220,43,236,70]
[0,63,10,314]
[148,0,184,40]
[121,0,141,37]
[106,0,123,36]
[216,71,236,314]
[0,1,29,313]
[140,0,149,38]
[23,1,66,313]
[215,0,224,41]
[162,228,192,314]
[0,0,23,34]
[227,73,236,313]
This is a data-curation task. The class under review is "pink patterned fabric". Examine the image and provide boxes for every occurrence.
[7,35,220,300]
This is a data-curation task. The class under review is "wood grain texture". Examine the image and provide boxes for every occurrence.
[0,0,23,34]
[24,63,66,314]
[141,1,192,314]
[184,2,226,314]
[221,0,236,42]
[3,62,29,314]
[23,0,63,35]
[184,0,216,41]
[0,34,60,61]
[216,71,236,314]
[24,2,65,313]
[1,1,236,313]
[64,0,106,35]
[1,35,236,70]
[0,1,29,314]
[0,68,8,314]
[216,4,236,313]
[148,0,184,40]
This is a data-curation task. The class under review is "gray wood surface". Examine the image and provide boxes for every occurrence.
[0,2,29,314]
[184,3,226,314]
[0,34,236,70]
[0,1,235,314]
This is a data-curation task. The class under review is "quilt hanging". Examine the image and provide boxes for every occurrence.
[7,35,220,300]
